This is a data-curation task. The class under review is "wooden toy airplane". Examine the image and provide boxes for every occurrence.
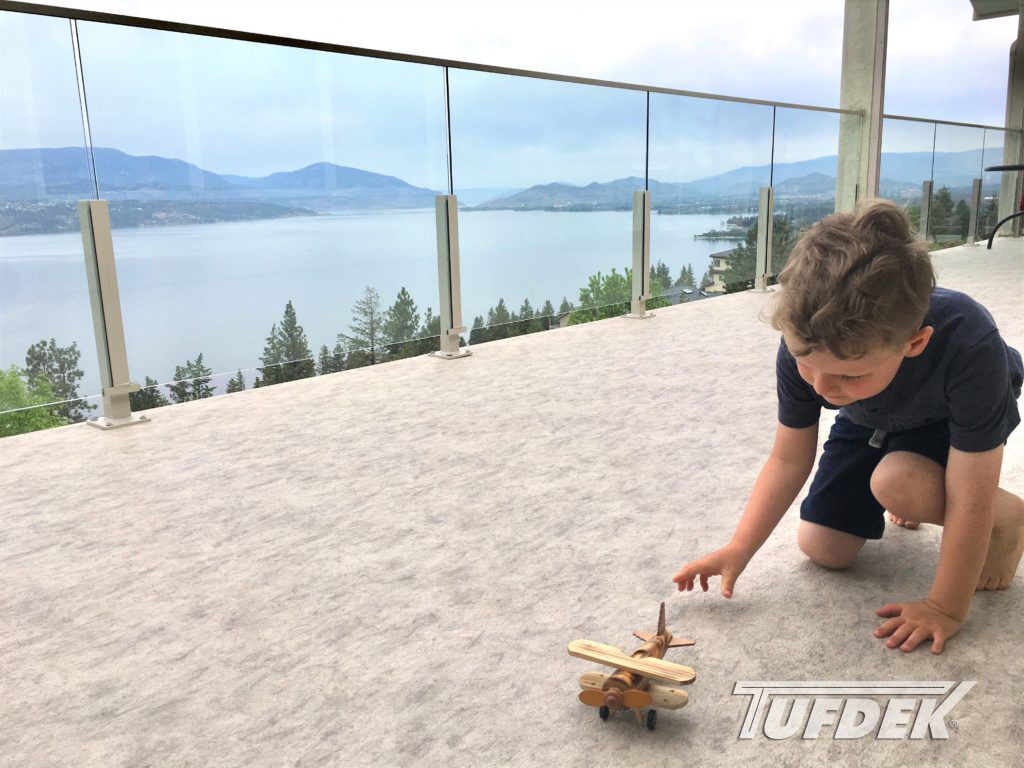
[567,602,695,730]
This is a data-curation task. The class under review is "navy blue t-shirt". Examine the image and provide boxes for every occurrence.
[776,286,1024,452]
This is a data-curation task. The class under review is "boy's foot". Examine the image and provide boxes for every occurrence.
[888,512,920,529]
[977,524,1024,590]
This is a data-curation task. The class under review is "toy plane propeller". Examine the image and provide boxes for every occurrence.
[567,602,695,730]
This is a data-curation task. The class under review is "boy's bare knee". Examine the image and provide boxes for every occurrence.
[798,520,865,570]
[869,463,897,509]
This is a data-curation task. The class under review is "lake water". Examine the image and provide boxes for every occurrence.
[0,209,737,400]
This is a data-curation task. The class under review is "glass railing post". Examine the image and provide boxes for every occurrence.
[967,178,982,245]
[78,200,148,429]
[919,180,933,242]
[627,190,654,319]
[755,186,774,291]
[433,194,471,359]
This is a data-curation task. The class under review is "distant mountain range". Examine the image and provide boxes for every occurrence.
[475,150,995,210]
[0,148,440,210]
[0,145,1001,221]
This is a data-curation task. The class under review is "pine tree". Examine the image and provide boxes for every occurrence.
[225,370,246,393]
[721,216,797,292]
[540,300,555,318]
[384,287,423,360]
[650,260,672,292]
[256,300,314,387]
[929,185,955,238]
[339,286,386,366]
[317,343,345,375]
[129,375,170,411]
[558,297,574,314]
[167,354,215,403]
[955,199,971,238]
[674,264,695,289]
[515,298,541,335]
[23,339,94,423]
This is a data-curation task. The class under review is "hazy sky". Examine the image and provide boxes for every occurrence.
[0,0,1018,188]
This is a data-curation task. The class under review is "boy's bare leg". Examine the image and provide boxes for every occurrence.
[798,521,867,569]
[871,451,1024,589]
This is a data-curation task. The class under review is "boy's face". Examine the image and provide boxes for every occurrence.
[785,326,934,407]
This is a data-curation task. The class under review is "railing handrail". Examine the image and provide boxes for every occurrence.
[883,113,1015,134]
[0,0,862,117]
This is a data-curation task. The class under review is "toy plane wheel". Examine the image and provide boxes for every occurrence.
[599,706,610,720]
[646,710,657,730]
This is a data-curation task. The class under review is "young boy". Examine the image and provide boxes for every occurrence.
[672,199,1024,655]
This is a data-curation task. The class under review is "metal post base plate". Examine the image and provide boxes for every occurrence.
[432,348,472,360]
[87,413,151,430]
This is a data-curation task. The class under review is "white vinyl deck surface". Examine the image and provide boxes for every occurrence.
[1,239,1022,767]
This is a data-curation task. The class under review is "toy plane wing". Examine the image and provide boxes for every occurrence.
[567,639,696,685]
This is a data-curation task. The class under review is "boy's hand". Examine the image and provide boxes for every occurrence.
[873,598,964,654]
[672,543,752,598]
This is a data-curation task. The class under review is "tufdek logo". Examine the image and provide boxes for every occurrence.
[733,681,976,740]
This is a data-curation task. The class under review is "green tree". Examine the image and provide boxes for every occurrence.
[340,286,386,367]
[0,365,65,437]
[539,299,555,318]
[673,264,695,289]
[225,370,246,394]
[168,353,215,403]
[569,266,673,324]
[558,297,574,314]
[383,287,420,343]
[929,185,955,238]
[384,287,423,360]
[907,202,921,232]
[650,260,672,292]
[955,199,970,238]
[256,300,315,387]
[23,338,94,423]
[514,298,544,335]
[129,376,170,411]
[317,343,345,375]
[721,216,797,293]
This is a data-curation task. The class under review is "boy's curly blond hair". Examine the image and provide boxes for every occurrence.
[769,198,936,359]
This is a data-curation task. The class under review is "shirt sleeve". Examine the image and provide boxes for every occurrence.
[946,330,1022,452]
[776,337,821,428]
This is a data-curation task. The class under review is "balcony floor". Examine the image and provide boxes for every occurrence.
[2,239,1023,767]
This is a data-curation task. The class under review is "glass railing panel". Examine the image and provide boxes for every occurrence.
[448,69,646,339]
[979,127,1020,239]
[770,107,841,275]
[880,117,936,225]
[0,11,105,437]
[929,123,985,245]
[74,21,448,397]
[649,94,773,295]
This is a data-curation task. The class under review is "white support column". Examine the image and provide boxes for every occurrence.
[78,200,147,430]
[626,190,654,319]
[919,180,933,242]
[754,187,774,291]
[967,178,983,244]
[836,0,889,212]
[433,195,471,359]
[998,6,1024,228]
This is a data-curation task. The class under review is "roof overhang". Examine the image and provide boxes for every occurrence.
[971,0,1021,21]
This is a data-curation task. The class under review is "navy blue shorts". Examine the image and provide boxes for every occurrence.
[799,415,952,540]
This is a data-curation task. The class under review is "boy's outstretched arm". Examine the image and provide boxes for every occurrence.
[673,421,818,597]
[874,444,1002,654]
